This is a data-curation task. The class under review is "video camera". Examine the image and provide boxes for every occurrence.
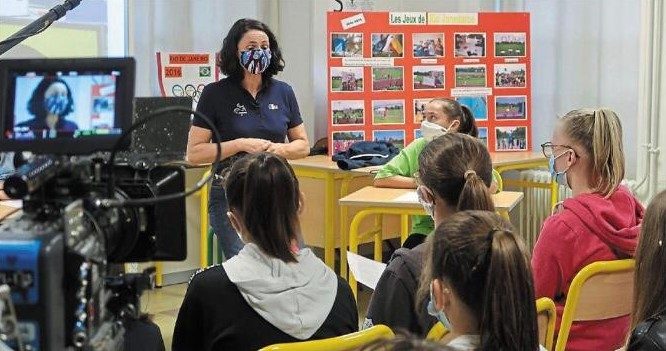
[0,57,219,351]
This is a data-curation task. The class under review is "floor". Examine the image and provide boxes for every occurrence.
[144,282,373,350]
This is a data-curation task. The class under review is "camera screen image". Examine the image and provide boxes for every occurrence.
[8,72,122,141]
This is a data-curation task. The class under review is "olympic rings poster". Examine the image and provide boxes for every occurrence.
[327,12,531,154]
[156,52,221,108]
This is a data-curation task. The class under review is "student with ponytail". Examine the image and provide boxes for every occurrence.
[374,98,499,248]
[364,133,495,335]
[419,210,544,351]
[173,153,357,351]
[532,108,644,350]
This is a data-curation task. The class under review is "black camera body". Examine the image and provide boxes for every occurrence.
[0,58,192,350]
[0,158,187,351]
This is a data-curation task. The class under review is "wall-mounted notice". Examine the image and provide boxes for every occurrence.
[327,12,531,153]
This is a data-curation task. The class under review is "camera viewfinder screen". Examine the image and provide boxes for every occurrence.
[5,71,122,141]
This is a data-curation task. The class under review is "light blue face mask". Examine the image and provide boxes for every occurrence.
[44,95,68,115]
[548,150,571,188]
[427,281,453,330]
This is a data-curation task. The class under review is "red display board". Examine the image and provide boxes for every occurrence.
[327,12,531,155]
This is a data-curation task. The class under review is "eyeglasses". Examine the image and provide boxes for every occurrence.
[540,142,577,158]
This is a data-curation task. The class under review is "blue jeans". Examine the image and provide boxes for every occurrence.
[209,184,244,259]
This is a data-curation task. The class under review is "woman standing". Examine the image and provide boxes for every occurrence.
[186,18,310,259]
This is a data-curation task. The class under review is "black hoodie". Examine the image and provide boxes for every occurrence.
[363,243,437,335]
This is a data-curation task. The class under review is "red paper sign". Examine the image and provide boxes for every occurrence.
[327,12,531,154]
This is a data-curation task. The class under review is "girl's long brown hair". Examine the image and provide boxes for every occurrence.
[224,152,301,262]
[418,211,539,351]
[632,190,666,329]
[418,133,494,213]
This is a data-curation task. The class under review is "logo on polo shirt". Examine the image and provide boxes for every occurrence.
[268,103,278,110]
[233,103,248,116]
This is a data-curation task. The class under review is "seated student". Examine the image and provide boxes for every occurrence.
[421,210,545,351]
[532,108,644,350]
[373,98,499,248]
[172,153,358,351]
[627,189,666,350]
[364,133,495,335]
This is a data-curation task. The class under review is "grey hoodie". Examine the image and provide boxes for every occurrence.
[222,243,338,339]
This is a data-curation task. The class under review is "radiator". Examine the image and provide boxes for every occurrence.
[504,169,571,250]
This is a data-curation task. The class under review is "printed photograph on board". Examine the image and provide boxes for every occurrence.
[413,66,445,90]
[330,66,364,92]
[454,33,486,57]
[371,33,404,57]
[331,33,364,58]
[372,100,405,125]
[495,126,528,151]
[495,96,527,120]
[494,32,526,57]
[413,33,444,58]
[331,100,365,125]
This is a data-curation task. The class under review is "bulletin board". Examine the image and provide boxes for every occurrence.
[327,12,531,155]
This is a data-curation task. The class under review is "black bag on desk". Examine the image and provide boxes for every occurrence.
[332,141,399,170]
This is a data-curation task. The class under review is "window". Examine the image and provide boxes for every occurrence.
[0,0,127,58]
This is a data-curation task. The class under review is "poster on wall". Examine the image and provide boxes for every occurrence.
[327,12,531,154]
[156,52,221,108]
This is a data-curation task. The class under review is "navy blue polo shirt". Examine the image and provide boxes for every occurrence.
[193,77,303,143]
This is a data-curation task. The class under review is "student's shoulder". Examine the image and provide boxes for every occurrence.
[539,209,580,241]
[188,264,231,288]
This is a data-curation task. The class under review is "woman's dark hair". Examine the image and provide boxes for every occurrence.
[27,77,74,119]
[418,133,494,212]
[430,98,478,137]
[224,152,300,262]
[632,189,666,330]
[419,211,539,351]
[218,18,285,81]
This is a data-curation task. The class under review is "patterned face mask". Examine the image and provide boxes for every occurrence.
[239,48,272,75]
[44,95,68,115]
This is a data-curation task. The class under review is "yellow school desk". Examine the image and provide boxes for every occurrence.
[197,153,551,280]
[340,186,524,297]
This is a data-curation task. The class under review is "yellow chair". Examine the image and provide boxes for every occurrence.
[259,325,395,351]
[554,259,635,351]
[425,297,556,350]
[425,321,448,341]
[536,297,556,351]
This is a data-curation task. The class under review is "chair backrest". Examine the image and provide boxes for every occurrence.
[258,325,395,351]
[425,321,448,341]
[554,259,635,351]
[536,297,556,351]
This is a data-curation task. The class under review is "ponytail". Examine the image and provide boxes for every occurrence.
[459,105,479,137]
[561,107,625,197]
[480,230,539,351]
[419,133,494,209]
[457,170,494,212]
[418,211,539,351]
[592,109,624,196]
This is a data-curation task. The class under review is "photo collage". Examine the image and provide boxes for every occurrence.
[328,12,531,154]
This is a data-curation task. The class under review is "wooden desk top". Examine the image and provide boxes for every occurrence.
[290,153,545,174]
[339,186,523,212]
[490,151,545,168]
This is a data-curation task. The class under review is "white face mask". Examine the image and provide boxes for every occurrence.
[420,120,456,142]
[417,185,435,218]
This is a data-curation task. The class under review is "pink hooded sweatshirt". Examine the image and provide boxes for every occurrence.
[532,185,644,351]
